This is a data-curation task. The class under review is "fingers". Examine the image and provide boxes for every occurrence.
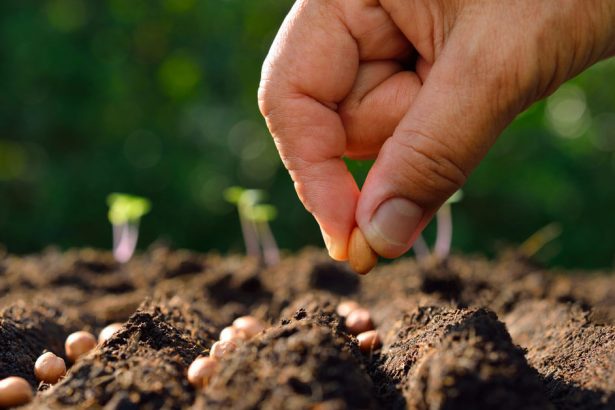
[259,0,361,260]
[339,61,422,159]
[356,45,519,258]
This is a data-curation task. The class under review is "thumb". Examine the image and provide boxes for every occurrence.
[356,51,524,258]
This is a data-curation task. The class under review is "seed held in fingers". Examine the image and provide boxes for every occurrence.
[345,307,374,335]
[34,352,66,384]
[348,227,378,275]
[336,300,360,318]
[210,340,237,359]
[187,356,218,388]
[0,377,33,407]
[232,316,265,338]
[65,331,97,362]
[98,323,123,344]
[219,326,247,343]
[357,330,381,353]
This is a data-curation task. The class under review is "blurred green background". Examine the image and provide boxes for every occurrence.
[1,0,614,269]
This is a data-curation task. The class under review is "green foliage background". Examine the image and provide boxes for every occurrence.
[1,0,614,268]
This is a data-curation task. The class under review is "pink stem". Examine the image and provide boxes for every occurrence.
[434,205,452,260]
[413,234,431,264]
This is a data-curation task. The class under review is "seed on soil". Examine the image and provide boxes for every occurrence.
[98,323,123,344]
[34,352,67,384]
[219,326,248,343]
[348,227,378,275]
[65,330,97,362]
[210,340,238,359]
[356,330,381,353]
[187,356,218,388]
[336,300,360,317]
[0,376,33,408]
[345,307,373,335]
[232,316,265,338]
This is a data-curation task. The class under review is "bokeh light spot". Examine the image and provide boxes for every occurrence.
[158,52,201,99]
[45,0,87,32]
[546,84,591,139]
[590,114,615,152]
[0,141,27,181]
[163,0,197,13]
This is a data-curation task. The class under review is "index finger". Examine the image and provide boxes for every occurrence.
[258,0,360,260]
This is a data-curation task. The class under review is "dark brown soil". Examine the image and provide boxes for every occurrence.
[0,246,613,409]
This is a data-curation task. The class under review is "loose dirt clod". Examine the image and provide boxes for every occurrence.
[98,323,123,344]
[65,331,97,362]
[210,340,237,359]
[219,326,247,343]
[0,376,33,408]
[232,316,265,338]
[356,330,381,353]
[348,227,378,274]
[345,307,374,335]
[34,352,66,384]
[187,357,218,388]
[336,300,360,317]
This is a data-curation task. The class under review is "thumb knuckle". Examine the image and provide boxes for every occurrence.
[387,132,467,206]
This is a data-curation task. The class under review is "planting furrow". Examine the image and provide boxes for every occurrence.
[506,300,615,410]
[0,303,71,387]
[372,306,550,409]
[30,298,217,409]
[198,304,380,409]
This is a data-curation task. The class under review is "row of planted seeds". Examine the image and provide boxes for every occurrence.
[0,301,381,407]
[0,323,123,408]
[187,301,381,389]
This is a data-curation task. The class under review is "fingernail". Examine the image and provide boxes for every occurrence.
[364,198,423,258]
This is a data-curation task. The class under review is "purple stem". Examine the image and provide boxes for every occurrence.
[113,222,139,263]
[434,205,452,260]
[239,212,260,259]
[258,222,280,267]
[413,234,430,264]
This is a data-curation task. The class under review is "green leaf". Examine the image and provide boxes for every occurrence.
[446,190,464,205]
[107,193,151,225]
[224,186,245,205]
[246,204,277,222]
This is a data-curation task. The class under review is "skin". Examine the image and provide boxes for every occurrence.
[258,0,615,261]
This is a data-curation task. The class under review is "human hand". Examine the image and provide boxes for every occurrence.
[258,0,615,260]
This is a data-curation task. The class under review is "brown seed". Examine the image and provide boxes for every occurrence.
[219,326,247,343]
[209,340,237,359]
[336,300,360,318]
[34,352,66,384]
[348,227,378,275]
[98,323,123,344]
[65,331,97,362]
[187,356,218,388]
[0,377,33,407]
[345,307,373,335]
[232,316,265,338]
[356,330,381,353]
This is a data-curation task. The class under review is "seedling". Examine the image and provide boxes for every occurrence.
[519,222,563,259]
[413,190,463,264]
[224,187,280,266]
[107,193,151,263]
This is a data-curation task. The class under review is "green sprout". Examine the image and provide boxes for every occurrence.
[107,193,151,263]
[224,186,279,266]
[413,190,463,264]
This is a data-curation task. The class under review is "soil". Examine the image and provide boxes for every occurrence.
[0,245,613,409]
